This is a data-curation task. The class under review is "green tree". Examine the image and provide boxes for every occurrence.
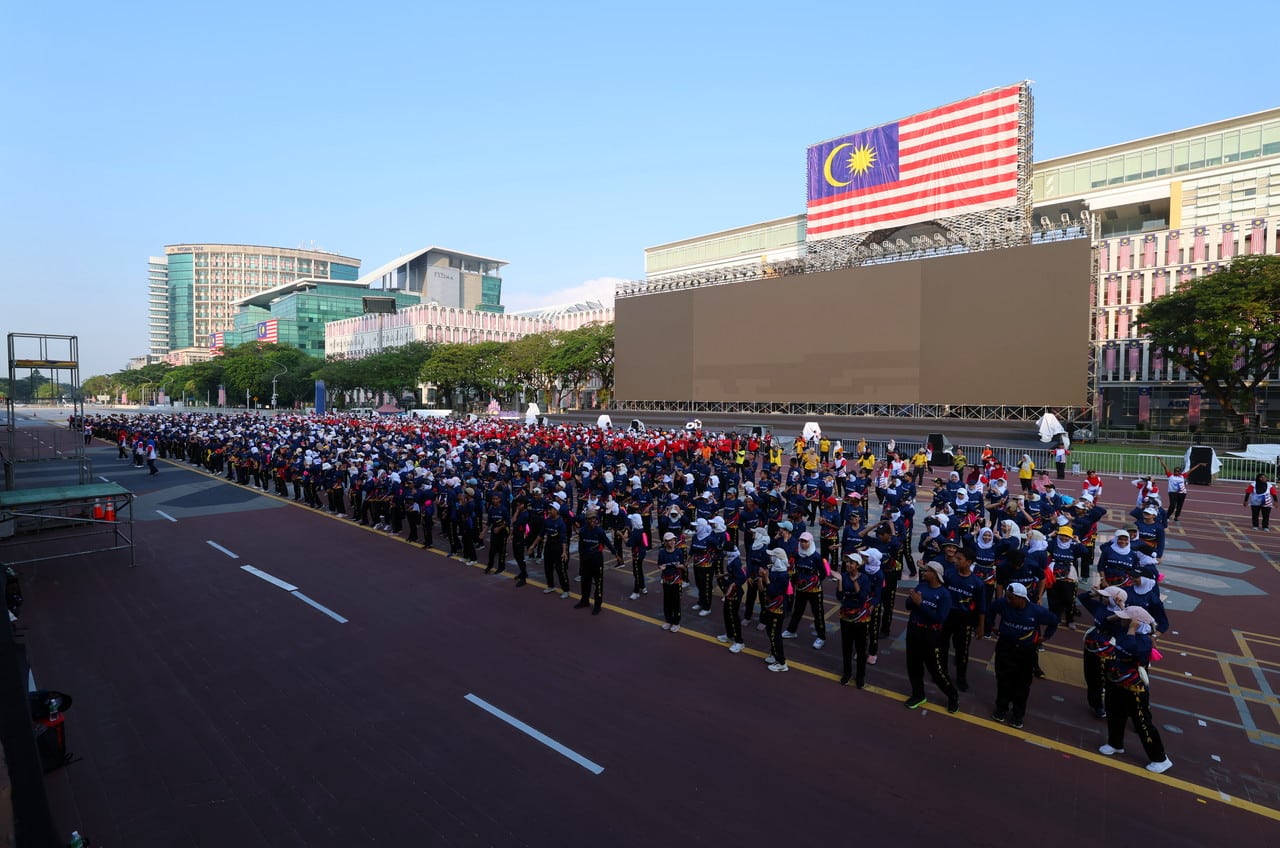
[503,332,559,407]
[1138,255,1280,438]
[81,374,113,400]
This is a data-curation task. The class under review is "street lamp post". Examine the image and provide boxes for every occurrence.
[271,363,288,409]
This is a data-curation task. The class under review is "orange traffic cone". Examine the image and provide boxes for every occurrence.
[92,498,104,520]
[104,500,116,522]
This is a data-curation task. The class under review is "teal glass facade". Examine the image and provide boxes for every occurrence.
[225,284,417,357]
[167,253,195,349]
[330,262,359,281]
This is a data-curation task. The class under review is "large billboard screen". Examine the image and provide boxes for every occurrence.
[806,83,1029,241]
[615,239,1089,407]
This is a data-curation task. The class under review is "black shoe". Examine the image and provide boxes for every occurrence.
[855,678,865,689]
[947,695,960,714]
[839,674,851,686]
[992,709,1008,723]
[904,695,926,710]
[956,678,969,692]
[1010,715,1024,729]
[1092,706,1107,720]
[591,607,601,615]
[1033,667,1046,679]
[573,601,590,609]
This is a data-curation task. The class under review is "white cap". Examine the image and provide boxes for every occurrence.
[1007,582,1029,599]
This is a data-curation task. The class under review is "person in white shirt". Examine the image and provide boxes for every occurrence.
[1159,459,1206,523]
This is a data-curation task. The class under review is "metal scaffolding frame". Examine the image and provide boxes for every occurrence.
[611,400,1085,423]
[4,333,90,488]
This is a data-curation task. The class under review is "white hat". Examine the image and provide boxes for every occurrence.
[1007,582,1029,599]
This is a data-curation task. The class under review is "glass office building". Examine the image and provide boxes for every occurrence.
[152,243,360,356]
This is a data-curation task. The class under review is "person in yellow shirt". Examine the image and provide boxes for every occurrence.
[768,442,783,472]
[858,449,876,474]
[803,450,820,473]
[911,448,929,485]
[1018,454,1036,493]
[819,436,832,462]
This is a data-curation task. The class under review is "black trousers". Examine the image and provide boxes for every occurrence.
[906,625,957,701]
[662,583,682,624]
[1083,648,1106,713]
[940,610,975,684]
[544,540,565,589]
[764,606,786,663]
[487,530,508,572]
[580,555,604,610]
[840,618,870,682]
[1056,461,1066,479]
[421,514,434,548]
[743,581,761,620]
[993,641,1036,720]
[1105,681,1167,762]
[1047,579,1078,623]
[512,534,527,577]
[723,595,742,644]
[787,590,826,639]
[1250,504,1272,529]
[694,564,715,609]
[630,548,647,593]
[878,575,900,636]
[1168,492,1187,520]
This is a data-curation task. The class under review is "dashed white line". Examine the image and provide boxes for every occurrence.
[240,565,298,592]
[98,475,110,483]
[205,540,239,559]
[464,693,604,775]
[155,510,177,522]
[290,591,348,623]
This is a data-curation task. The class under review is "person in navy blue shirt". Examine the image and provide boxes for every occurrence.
[483,493,511,575]
[985,582,1058,728]
[836,551,877,688]
[903,561,959,712]
[1098,606,1173,774]
[538,504,570,598]
[657,532,688,632]
[941,546,987,692]
[716,547,748,653]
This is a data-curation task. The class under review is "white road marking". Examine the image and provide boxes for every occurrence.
[155,510,177,522]
[98,476,109,483]
[464,693,604,775]
[289,591,348,623]
[205,540,239,559]
[240,565,298,592]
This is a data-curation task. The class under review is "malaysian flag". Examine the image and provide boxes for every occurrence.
[257,319,278,344]
[806,83,1027,240]
[209,332,225,356]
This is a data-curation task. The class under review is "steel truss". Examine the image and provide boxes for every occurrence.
[612,400,1084,423]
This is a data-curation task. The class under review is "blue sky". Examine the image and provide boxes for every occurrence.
[1,1,1274,377]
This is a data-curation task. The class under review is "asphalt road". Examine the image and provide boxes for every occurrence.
[4,412,1278,845]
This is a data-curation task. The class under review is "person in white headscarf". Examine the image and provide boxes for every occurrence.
[689,518,716,616]
[758,548,793,672]
[863,547,886,665]
[625,512,650,600]
[744,526,772,630]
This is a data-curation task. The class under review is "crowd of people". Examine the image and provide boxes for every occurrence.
[86,410,1185,774]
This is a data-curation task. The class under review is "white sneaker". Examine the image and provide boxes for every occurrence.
[661,622,671,631]
[642,588,649,595]
[1098,744,1124,756]
[560,592,570,599]
[716,635,730,643]
[699,609,712,617]
[764,655,777,664]
[628,592,640,600]
[756,622,766,631]
[729,643,744,653]
[542,588,556,594]
[691,605,702,612]
[813,638,825,650]
[1146,758,1173,774]
[782,630,798,639]
[768,663,789,673]
[671,625,681,633]
[574,575,582,582]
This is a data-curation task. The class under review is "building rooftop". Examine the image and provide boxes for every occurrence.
[231,278,371,309]
[510,300,610,319]
[356,246,510,288]
[163,243,359,263]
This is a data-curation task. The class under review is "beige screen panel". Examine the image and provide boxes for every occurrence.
[615,238,1090,407]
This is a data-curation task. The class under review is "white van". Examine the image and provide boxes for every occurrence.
[347,407,375,415]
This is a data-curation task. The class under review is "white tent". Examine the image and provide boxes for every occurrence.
[802,421,822,441]
[1036,412,1070,449]
[596,414,613,430]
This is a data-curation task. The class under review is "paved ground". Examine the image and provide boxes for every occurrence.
[3,410,1279,845]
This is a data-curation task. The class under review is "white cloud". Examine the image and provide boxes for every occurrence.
[503,276,623,313]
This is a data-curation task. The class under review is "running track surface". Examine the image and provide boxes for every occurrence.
[5,418,1279,846]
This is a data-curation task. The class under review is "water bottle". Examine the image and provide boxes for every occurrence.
[47,696,60,722]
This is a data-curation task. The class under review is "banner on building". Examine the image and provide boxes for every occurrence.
[209,332,225,356]
[1137,387,1151,425]
[217,384,227,407]
[257,320,279,344]
[1187,386,1202,428]
[806,82,1030,241]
